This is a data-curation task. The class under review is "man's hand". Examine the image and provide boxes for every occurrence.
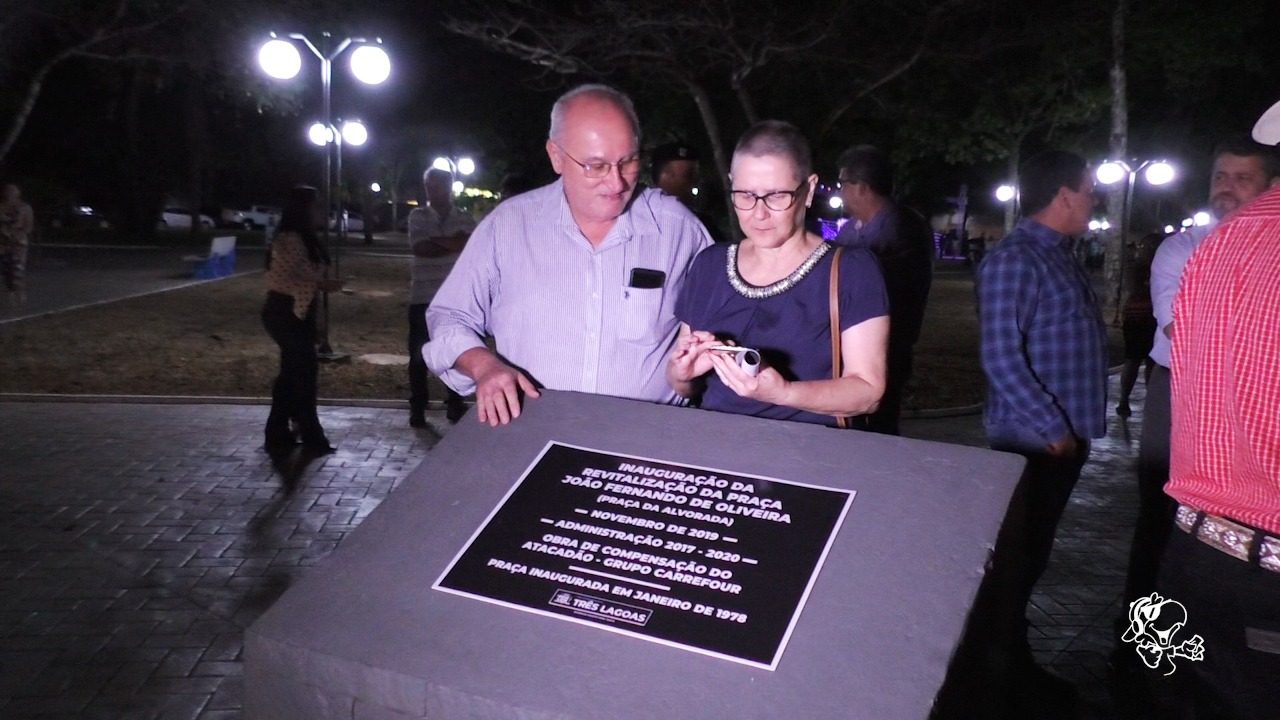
[466,352,540,427]
[1046,433,1079,458]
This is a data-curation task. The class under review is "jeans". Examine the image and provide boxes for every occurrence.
[408,302,462,414]
[1158,527,1280,719]
[1123,365,1175,607]
[987,423,1090,651]
[262,292,326,443]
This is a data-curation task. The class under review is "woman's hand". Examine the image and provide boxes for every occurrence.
[708,351,790,405]
[667,329,721,384]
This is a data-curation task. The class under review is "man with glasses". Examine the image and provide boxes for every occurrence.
[834,145,933,435]
[424,84,711,426]
[972,150,1107,716]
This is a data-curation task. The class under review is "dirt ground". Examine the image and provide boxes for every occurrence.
[0,257,1120,409]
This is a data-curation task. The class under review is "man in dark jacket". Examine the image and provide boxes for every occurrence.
[835,145,933,434]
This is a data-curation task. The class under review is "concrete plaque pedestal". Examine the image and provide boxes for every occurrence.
[245,391,1023,720]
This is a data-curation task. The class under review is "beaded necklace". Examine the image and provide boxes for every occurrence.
[725,241,831,299]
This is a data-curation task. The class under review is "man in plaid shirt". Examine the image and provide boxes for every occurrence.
[975,150,1108,711]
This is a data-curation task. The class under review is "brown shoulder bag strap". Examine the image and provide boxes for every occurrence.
[829,246,847,429]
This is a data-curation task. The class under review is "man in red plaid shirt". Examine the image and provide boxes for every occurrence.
[1158,100,1280,720]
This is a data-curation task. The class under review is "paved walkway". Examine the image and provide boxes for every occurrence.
[0,374,1149,719]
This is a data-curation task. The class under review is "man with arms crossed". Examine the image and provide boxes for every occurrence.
[407,166,475,427]
[425,84,711,425]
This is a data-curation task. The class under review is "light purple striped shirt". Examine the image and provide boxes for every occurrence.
[424,181,712,403]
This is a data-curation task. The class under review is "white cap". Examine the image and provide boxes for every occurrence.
[1253,100,1280,146]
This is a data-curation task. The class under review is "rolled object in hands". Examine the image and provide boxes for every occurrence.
[710,345,761,377]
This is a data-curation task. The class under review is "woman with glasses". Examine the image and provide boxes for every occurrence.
[666,121,889,426]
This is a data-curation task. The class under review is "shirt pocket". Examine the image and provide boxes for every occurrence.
[617,286,667,344]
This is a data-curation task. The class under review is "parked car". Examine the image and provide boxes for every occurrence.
[329,211,365,233]
[49,205,111,229]
[157,208,214,229]
[221,204,280,230]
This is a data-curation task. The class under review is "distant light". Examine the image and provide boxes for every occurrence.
[452,180,464,195]
[1095,161,1129,186]
[829,196,843,210]
[995,185,1015,203]
[456,157,476,176]
[1144,161,1175,186]
[308,122,331,146]
[341,120,368,146]
[432,157,453,172]
[1163,225,1175,234]
[1181,217,1194,228]
[691,187,699,196]
[370,182,381,193]
[350,45,391,85]
[1099,220,1111,231]
[75,205,94,215]
[259,39,302,80]
[1193,211,1211,226]
[1088,220,1101,231]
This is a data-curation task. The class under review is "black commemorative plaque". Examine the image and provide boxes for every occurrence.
[433,442,854,669]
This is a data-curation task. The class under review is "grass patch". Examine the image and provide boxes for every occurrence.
[0,257,1121,409]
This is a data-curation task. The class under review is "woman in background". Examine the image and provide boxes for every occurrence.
[0,183,35,307]
[1115,232,1163,418]
[262,186,343,452]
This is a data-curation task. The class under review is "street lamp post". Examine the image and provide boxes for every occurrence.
[994,184,1017,234]
[1095,159,1175,323]
[259,33,389,358]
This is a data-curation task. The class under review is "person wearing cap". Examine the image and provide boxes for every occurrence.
[1153,102,1280,719]
[424,84,711,426]
[834,145,933,435]
[651,141,728,243]
[1115,137,1280,672]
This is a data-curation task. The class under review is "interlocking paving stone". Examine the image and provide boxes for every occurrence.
[1,380,1146,719]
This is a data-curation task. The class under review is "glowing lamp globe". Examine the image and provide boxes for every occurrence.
[351,45,391,85]
[1144,161,1175,186]
[259,39,302,80]
[341,121,368,146]
[1095,161,1129,186]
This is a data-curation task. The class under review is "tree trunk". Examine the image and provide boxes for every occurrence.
[183,72,209,237]
[0,50,73,166]
[1004,149,1019,235]
[684,79,734,234]
[732,77,759,126]
[1103,0,1129,325]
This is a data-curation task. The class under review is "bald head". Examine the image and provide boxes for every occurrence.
[549,84,640,147]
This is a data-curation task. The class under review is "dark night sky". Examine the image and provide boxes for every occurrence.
[4,0,1280,228]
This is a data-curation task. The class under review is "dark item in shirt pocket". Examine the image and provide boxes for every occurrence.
[628,268,666,289]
